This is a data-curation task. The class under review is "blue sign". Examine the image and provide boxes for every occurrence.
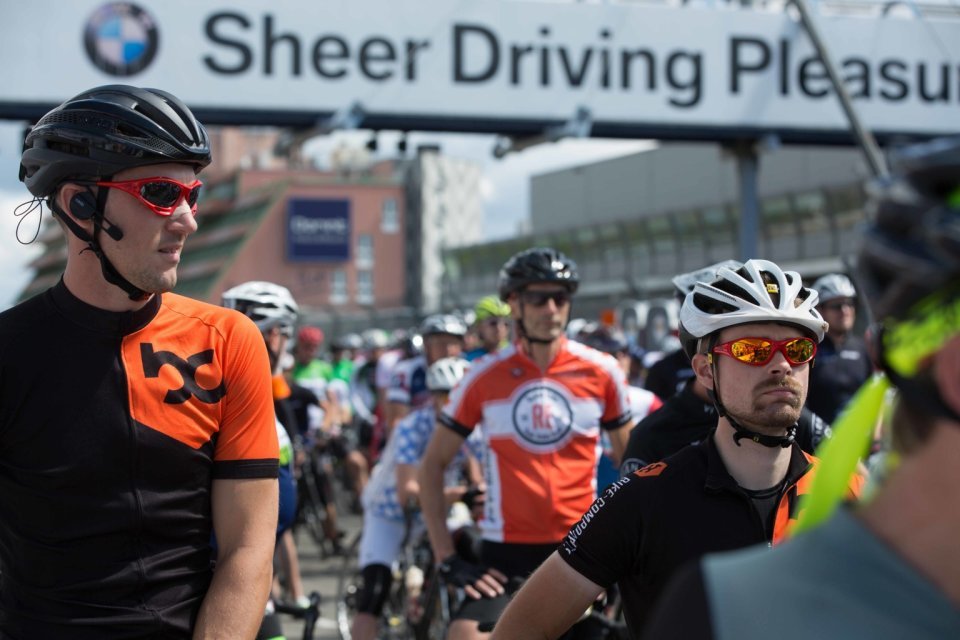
[286,199,351,262]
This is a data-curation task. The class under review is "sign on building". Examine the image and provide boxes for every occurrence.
[286,198,351,262]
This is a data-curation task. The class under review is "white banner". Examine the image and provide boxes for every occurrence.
[2,0,958,139]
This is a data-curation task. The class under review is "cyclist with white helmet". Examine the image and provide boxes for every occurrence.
[386,315,467,433]
[643,136,960,640]
[0,85,277,637]
[805,273,874,424]
[221,281,311,631]
[419,247,635,640]
[621,262,833,475]
[352,356,481,640]
[465,296,512,362]
[491,259,863,639]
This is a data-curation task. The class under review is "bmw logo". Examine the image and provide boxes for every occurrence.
[84,2,159,77]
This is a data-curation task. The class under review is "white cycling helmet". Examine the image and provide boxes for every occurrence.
[426,357,469,392]
[671,259,743,298]
[222,281,299,334]
[811,273,857,305]
[680,259,827,350]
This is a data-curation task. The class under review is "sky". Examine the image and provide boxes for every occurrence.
[0,121,651,311]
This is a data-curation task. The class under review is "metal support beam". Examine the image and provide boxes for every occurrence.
[732,141,761,262]
[492,106,593,159]
[273,101,366,156]
[791,0,889,178]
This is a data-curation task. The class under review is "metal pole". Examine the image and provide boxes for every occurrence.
[791,0,889,178]
[735,141,761,261]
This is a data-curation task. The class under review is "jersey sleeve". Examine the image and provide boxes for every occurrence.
[439,364,485,438]
[214,313,280,479]
[619,420,652,475]
[557,474,645,588]
[600,359,633,430]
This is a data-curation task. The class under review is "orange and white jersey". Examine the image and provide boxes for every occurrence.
[440,337,632,544]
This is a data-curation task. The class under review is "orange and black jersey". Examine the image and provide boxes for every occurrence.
[0,281,279,639]
[557,434,863,636]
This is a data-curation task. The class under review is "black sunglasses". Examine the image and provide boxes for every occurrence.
[520,289,571,307]
[821,300,855,312]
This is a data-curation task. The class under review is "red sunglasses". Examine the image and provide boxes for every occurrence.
[96,177,203,216]
[712,336,817,366]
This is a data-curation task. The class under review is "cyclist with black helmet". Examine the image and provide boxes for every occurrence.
[643,137,960,640]
[805,273,874,424]
[386,315,467,434]
[418,247,635,640]
[0,85,278,638]
[491,258,863,639]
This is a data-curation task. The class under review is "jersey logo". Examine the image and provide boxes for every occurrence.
[633,461,667,478]
[140,343,227,404]
[512,384,574,446]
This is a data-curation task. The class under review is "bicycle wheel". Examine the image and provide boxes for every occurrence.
[335,532,363,640]
[410,567,454,640]
[297,460,328,549]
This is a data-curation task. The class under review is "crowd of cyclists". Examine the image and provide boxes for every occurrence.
[247,252,878,639]
[1,82,958,640]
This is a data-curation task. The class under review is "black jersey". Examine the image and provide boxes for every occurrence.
[620,380,831,474]
[806,334,873,424]
[642,349,693,400]
[0,282,279,638]
[558,436,818,635]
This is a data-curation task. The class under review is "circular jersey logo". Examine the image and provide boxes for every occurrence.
[512,385,574,446]
[84,3,159,77]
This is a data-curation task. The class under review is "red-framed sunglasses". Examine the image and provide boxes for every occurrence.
[96,177,203,216]
[712,336,817,366]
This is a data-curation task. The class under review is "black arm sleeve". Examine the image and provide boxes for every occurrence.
[640,560,715,640]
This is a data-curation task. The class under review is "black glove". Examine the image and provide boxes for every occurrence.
[437,553,489,588]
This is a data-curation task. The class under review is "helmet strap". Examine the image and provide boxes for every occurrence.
[51,191,149,301]
[515,297,572,346]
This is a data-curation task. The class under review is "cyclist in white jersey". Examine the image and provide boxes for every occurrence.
[351,357,482,640]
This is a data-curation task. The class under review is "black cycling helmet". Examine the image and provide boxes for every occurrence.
[20,85,212,197]
[857,136,960,323]
[419,314,468,338]
[332,333,364,352]
[497,247,579,301]
[578,323,629,355]
[19,85,212,302]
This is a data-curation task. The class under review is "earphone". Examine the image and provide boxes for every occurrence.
[69,192,98,220]
[68,191,124,240]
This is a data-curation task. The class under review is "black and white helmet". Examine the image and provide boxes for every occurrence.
[222,281,298,334]
[679,259,827,357]
[498,247,579,301]
[420,314,468,338]
[426,357,469,392]
[811,274,857,305]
